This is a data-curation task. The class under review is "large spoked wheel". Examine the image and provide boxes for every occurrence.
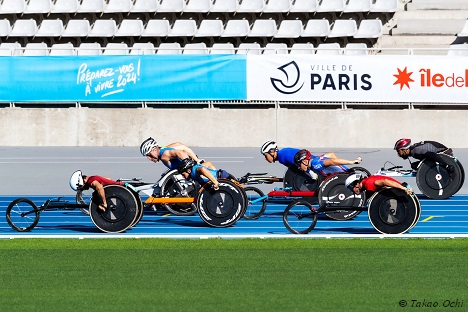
[76,189,92,215]
[6,198,40,232]
[197,180,245,227]
[416,154,463,199]
[283,200,318,234]
[368,188,420,234]
[160,172,198,216]
[243,186,267,220]
[318,173,365,220]
[90,185,139,233]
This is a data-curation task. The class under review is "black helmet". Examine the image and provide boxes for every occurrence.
[178,158,196,173]
[294,149,311,166]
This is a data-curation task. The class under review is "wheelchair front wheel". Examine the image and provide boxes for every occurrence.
[243,186,267,220]
[283,200,318,234]
[6,198,40,232]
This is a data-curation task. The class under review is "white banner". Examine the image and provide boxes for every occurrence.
[246,55,468,103]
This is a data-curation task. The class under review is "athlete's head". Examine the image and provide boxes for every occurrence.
[261,140,278,163]
[140,137,160,162]
[69,170,84,191]
[294,149,311,171]
[178,158,196,174]
[345,173,363,194]
[394,138,411,159]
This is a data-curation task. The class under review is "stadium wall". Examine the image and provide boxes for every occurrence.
[1,107,466,148]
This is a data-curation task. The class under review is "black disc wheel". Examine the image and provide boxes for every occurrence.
[90,185,139,233]
[455,159,465,193]
[318,174,365,220]
[346,166,371,178]
[6,198,40,232]
[283,200,318,234]
[368,188,420,234]
[416,154,463,199]
[283,165,320,192]
[160,172,198,216]
[243,186,267,220]
[197,180,245,227]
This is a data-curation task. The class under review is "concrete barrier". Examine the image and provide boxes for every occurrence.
[1,107,466,148]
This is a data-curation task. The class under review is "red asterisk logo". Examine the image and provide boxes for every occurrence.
[393,67,414,90]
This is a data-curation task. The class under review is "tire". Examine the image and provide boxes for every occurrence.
[160,172,198,216]
[416,154,463,199]
[318,173,365,221]
[197,180,245,227]
[346,166,371,178]
[129,189,144,228]
[76,189,91,215]
[283,200,318,234]
[368,188,419,234]
[6,198,40,232]
[455,159,465,193]
[89,185,138,233]
[243,186,267,220]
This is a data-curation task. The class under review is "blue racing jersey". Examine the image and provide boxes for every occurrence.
[310,155,348,177]
[159,147,182,170]
[277,148,301,167]
[189,164,218,184]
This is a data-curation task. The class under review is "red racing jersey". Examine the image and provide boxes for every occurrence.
[83,176,123,190]
[361,175,402,192]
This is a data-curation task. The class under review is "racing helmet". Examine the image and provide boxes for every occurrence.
[394,138,411,150]
[260,140,278,154]
[178,158,196,173]
[140,137,159,156]
[294,149,312,166]
[345,173,362,189]
[70,170,84,191]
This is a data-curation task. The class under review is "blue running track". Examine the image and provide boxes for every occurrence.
[1,194,468,238]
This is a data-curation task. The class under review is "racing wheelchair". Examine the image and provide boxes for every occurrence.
[283,173,421,235]
[376,154,464,199]
[240,165,371,221]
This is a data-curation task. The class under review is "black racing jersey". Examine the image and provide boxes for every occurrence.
[409,141,449,160]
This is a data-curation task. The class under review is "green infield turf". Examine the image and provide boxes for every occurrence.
[0,238,466,312]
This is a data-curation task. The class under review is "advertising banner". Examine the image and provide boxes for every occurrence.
[0,55,246,102]
[246,55,468,103]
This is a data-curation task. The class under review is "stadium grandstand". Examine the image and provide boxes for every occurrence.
[0,0,467,149]
[0,0,466,55]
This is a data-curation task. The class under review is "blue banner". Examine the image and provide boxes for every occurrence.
[0,55,247,102]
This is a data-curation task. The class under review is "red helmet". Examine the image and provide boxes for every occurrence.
[394,138,411,150]
[294,149,312,166]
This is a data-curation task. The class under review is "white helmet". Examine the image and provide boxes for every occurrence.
[260,140,278,154]
[345,173,362,189]
[140,137,159,156]
[70,170,84,191]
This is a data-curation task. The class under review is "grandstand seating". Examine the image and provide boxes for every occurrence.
[0,0,464,55]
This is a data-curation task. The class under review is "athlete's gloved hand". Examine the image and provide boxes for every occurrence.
[354,157,362,164]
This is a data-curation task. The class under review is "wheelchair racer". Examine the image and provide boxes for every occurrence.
[70,170,130,212]
[294,149,363,177]
[345,173,413,196]
[394,138,455,173]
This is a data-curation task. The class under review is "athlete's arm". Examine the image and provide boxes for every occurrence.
[374,179,413,195]
[167,142,201,163]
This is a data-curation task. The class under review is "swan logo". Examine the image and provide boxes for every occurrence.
[270,61,304,94]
